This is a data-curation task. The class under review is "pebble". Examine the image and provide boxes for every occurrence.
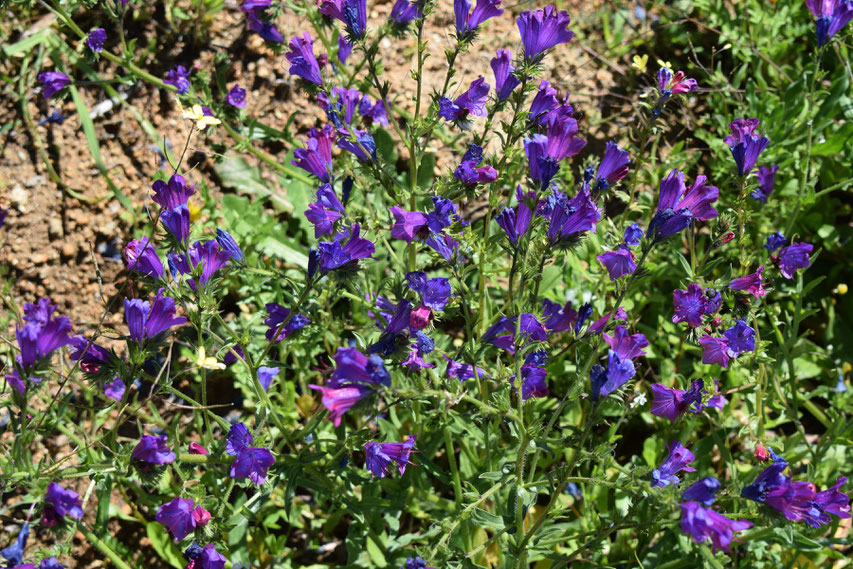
[62,243,77,258]
[10,184,28,211]
[48,218,64,238]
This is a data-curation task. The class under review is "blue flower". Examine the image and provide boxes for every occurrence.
[364,435,416,478]
[651,441,696,488]
[164,66,191,94]
[87,28,106,52]
[490,49,520,102]
[454,0,503,37]
[517,5,574,62]
[286,33,323,85]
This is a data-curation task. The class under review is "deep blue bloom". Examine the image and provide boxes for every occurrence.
[406,271,451,311]
[164,66,191,95]
[292,126,334,181]
[226,422,254,455]
[87,28,106,52]
[337,128,377,161]
[264,303,310,343]
[215,228,245,263]
[286,33,323,85]
[329,347,390,388]
[317,223,375,271]
[672,283,707,328]
[390,0,422,26]
[454,0,503,37]
[764,231,786,252]
[338,35,353,63]
[38,72,71,99]
[623,223,644,246]
[682,477,722,506]
[517,5,574,62]
[226,84,247,108]
[37,110,66,125]
[722,320,755,356]
[524,118,585,189]
[724,118,770,176]
[14,298,73,371]
[752,164,778,202]
[161,205,191,244]
[124,289,186,344]
[364,435,416,478]
[490,49,520,102]
[651,441,696,488]
[319,0,367,38]
[1,522,29,566]
[131,435,176,465]
[807,0,853,46]
[495,191,533,246]
[40,556,65,569]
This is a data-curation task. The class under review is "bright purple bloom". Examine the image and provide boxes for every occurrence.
[231,447,275,484]
[390,0,421,25]
[656,68,698,106]
[541,299,577,333]
[603,325,648,360]
[329,347,390,388]
[15,298,73,370]
[151,174,195,208]
[132,435,176,465]
[482,313,547,354]
[723,320,755,356]
[124,289,186,344]
[490,49,520,102]
[729,265,768,298]
[38,72,71,99]
[317,223,375,271]
[215,228,245,264]
[41,483,84,528]
[308,384,370,426]
[390,206,429,243]
[264,303,310,343]
[520,364,548,400]
[292,126,334,181]
[528,80,572,125]
[813,477,851,523]
[336,127,377,161]
[244,1,283,43]
[164,66,191,95]
[524,119,586,189]
[699,335,732,368]
[680,501,752,552]
[125,237,165,278]
[168,240,233,289]
[453,143,497,186]
[807,0,853,46]
[764,231,786,252]
[682,477,722,506]
[407,271,451,311]
[286,33,323,85]
[444,356,485,382]
[305,183,345,237]
[517,5,574,62]
[161,205,190,244]
[650,382,694,422]
[545,188,601,247]
[364,435,416,478]
[257,366,280,391]
[226,423,253,455]
[672,283,707,328]
[156,497,200,540]
[104,377,125,401]
[495,197,533,246]
[87,28,106,52]
[752,164,778,202]
[319,0,367,38]
[598,245,636,281]
[337,35,353,63]
[591,141,631,192]
[590,350,636,399]
[68,336,111,374]
[225,84,247,108]
[777,242,813,279]
[454,0,503,37]
[724,118,770,176]
[651,441,696,487]
[649,170,719,239]
[438,77,490,126]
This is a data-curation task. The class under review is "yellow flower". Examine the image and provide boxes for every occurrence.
[181,103,221,131]
[196,346,225,370]
[657,59,672,70]
[188,200,202,222]
[835,283,848,295]
[631,54,649,73]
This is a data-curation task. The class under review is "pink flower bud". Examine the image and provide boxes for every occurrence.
[720,232,735,244]
[409,305,432,330]
[192,505,211,526]
[188,442,209,455]
[710,317,722,328]
[754,444,770,462]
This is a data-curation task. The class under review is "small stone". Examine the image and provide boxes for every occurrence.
[61,243,77,258]
[25,175,44,187]
[49,218,64,238]
[10,184,28,211]
[31,253,48,264]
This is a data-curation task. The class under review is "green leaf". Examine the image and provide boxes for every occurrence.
[417,153,435,189]
[216,153,292,212]
[146,522,186,569]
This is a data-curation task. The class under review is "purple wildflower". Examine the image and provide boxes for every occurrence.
[649,170,719,240]
[590,350,636,399]
[226,423,275,484]
[764,231,786,252]
[286,34,323,85]
[364,435,417,478]
[520,364,549,400]
[308,384,371,426]
[131,435,176,465]
[598,245,636,280]
[329,347,390,388]
[591,141,631,192]
[125,237,165,279]
[650,381,708,422]
[490,49,520,102]
[545,188,601,247]
[752,164,778,202]
[777,242,813,279]
[482,313,547,354]
[164,66,191,95]
[263,303,310,343]
[517,5,574,62]
[317,223,375,272]
[336,127,377,161]
[168,240,233,289]
[699,335,732,369]
[390,206,429,242]
[406,271,451,311]
[680,501,752,552]
[438,77,490,127]
[807,0,853,46]
[390,0,421,26]
[305,183,346,237]
[723,320,755,356]
[682,477,722,506]
[729,265,768,298]
[319,0,367,38]
[124,289,186,344]
[87,28,106,52]
[453,143,497,186]
[444,356,485,382]
[225,84,247,108]
[672,283,707,328]
[161,205,190,244]
[68,336,112,374]
[38,72,71,99]
[215,228,245,264]
[257,366,280,391]
[156,497,204,541]
[454,0,503,37]
[724,118,770,176]
[151,174,195,208]
[15,298,73,370]
[104,377,125,401]
[623,223,644,246]
[41,483,84,528]
[651,441,696,487]
[292,126,334,182]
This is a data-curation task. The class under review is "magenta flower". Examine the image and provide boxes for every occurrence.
[41,483,84,527]
[680,501,752,552]
[364,435,417,478]
[131,435,176,465]
[603,325,649,360]
[729,265,768,298]
[38,72,71,99]
[286,33,323,85]
[517,5,574,62]
[724,118,770,176]
[651,441,696,487]
[308,384,371,426]
[598,245,636,281]
[777,242,813,279]
[454,0,503,37]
